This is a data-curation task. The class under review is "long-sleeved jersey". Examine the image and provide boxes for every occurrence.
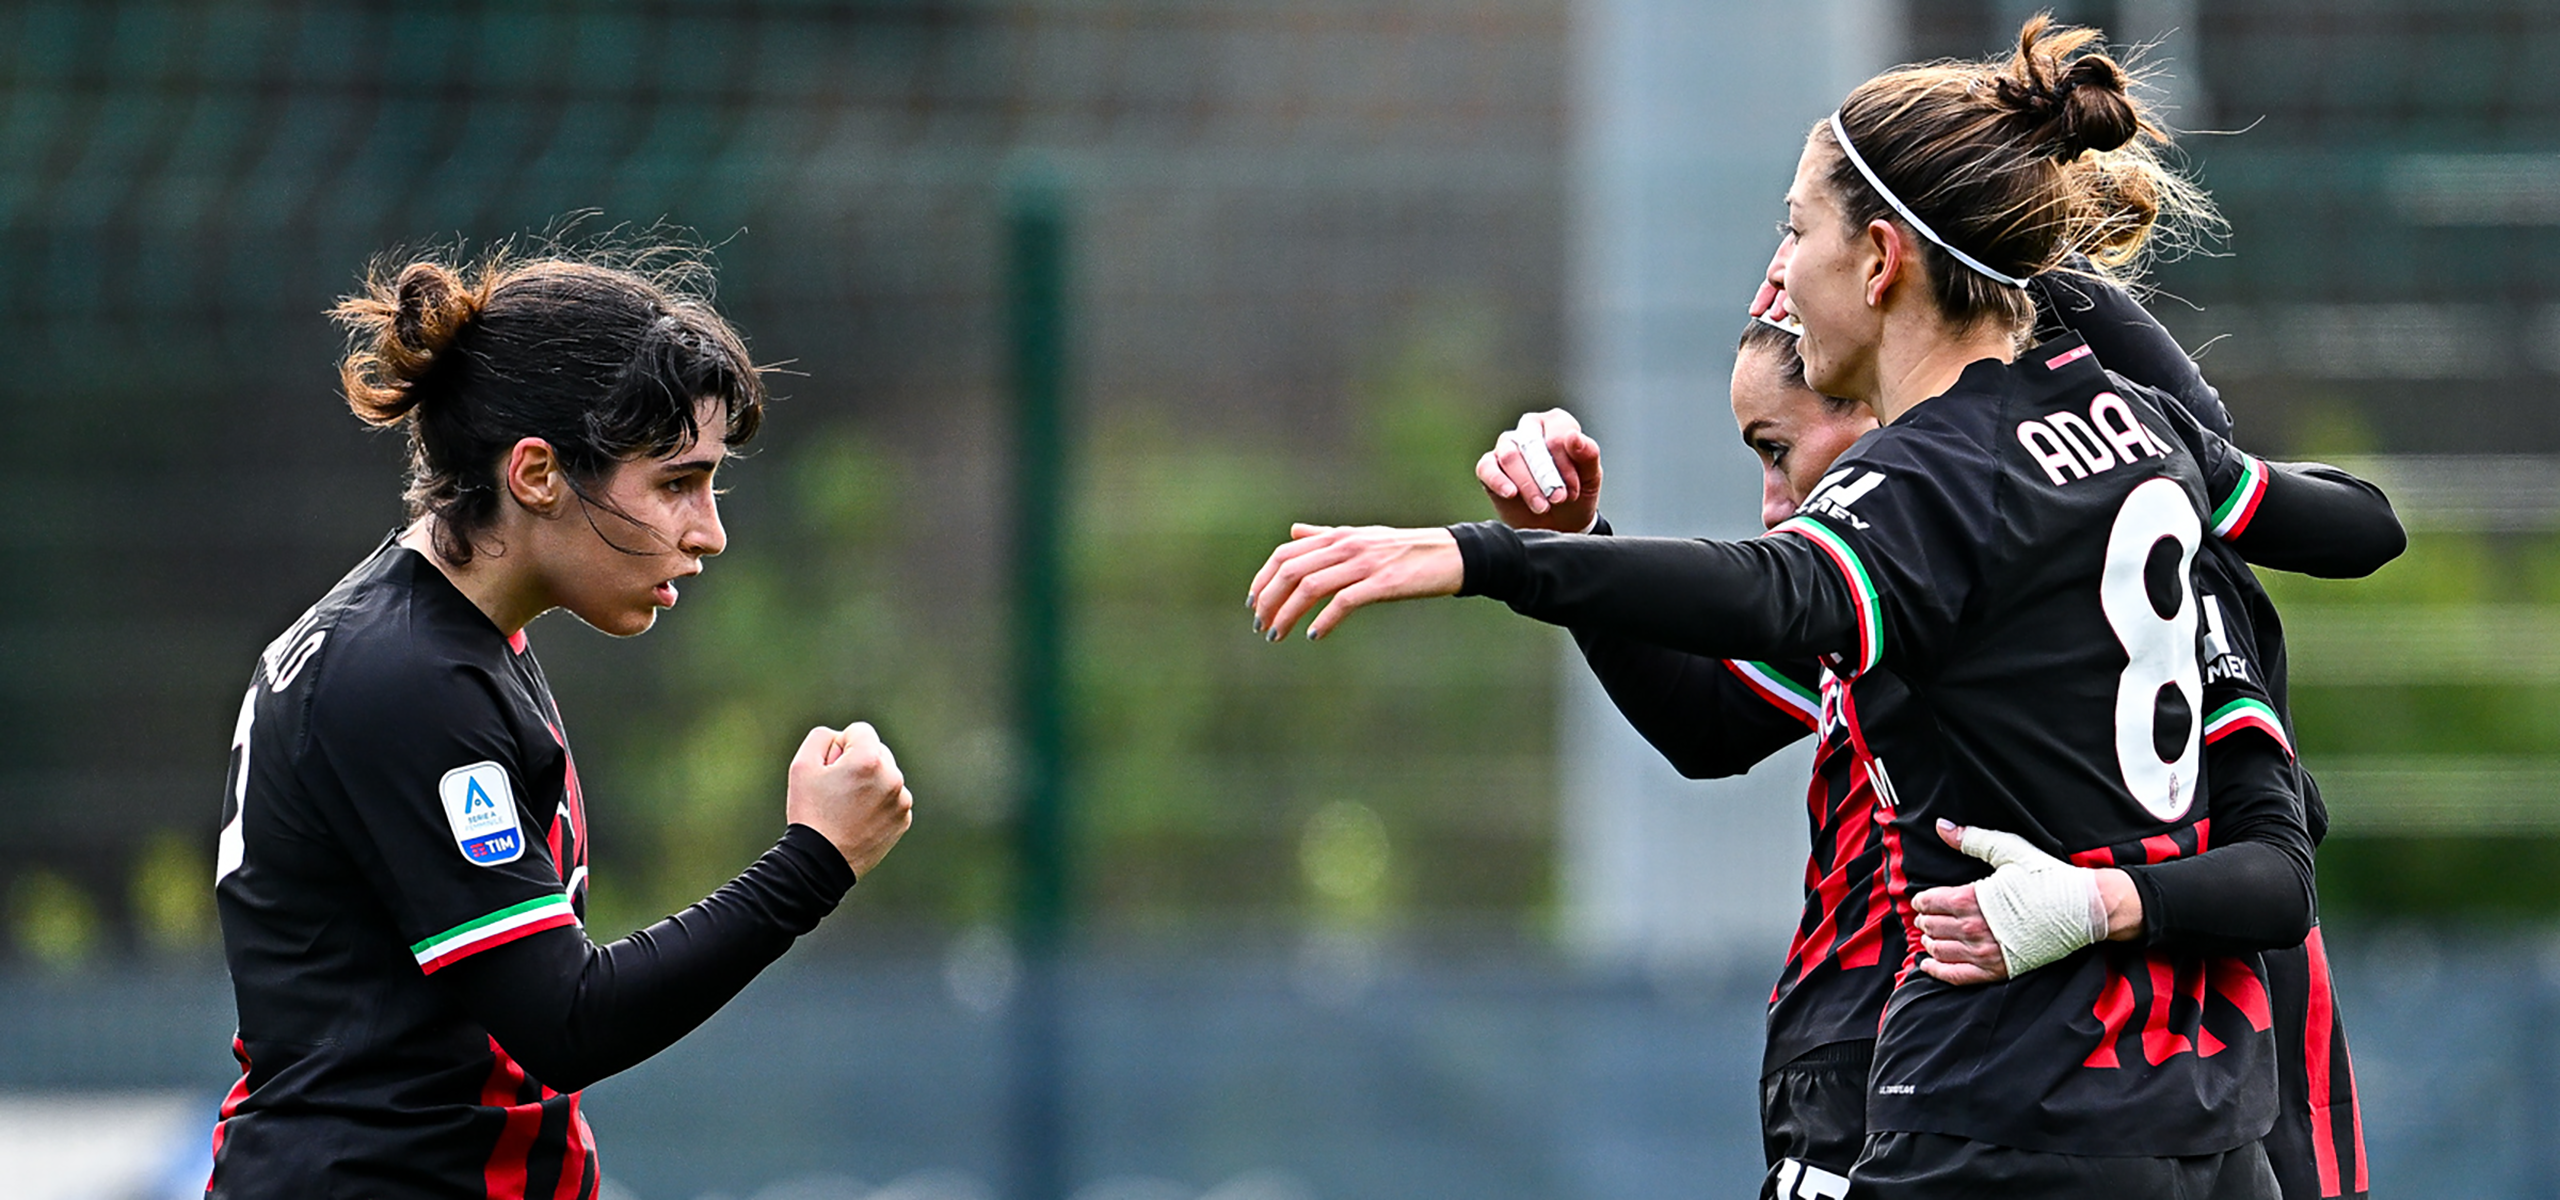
[209,539,856,1199]
[1455,336,2315,1155]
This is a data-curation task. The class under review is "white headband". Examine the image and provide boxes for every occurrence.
[1828,110,2030,289]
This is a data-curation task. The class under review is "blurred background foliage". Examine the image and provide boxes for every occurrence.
[0,0,1570,967]
[0,0,2552,957]
[581,298,1556,940]
[5,1,2559,1195]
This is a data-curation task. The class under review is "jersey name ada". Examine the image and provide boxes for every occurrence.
[2014,377,2176,488]
[439,762,527,866]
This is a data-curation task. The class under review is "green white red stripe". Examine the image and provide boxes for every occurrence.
[2211,453,2270,539]
[2204,697,2292,758]
[411,894,579,973]
[1772,515,1883,676]
[1725,660,1821,728]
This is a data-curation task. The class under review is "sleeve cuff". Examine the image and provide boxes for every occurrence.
[770,824,860,931]
[1448,521,1527,600]
[2116,865,2175,948]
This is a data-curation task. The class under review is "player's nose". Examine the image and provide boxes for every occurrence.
[682,497,727,558]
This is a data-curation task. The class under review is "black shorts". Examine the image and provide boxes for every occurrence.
[1850,1131,2279,1200]
[2262,928,2368,1199]
[1761,1040,1871,1200]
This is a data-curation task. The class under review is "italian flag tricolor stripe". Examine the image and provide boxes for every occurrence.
[2204,697,2293,759]
[2211,453,2270,539]
[1771,515,1883,676]
[1725,660,1821,729]
[412,894,580,974]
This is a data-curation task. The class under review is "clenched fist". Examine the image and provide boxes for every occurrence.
[786,721,913,877]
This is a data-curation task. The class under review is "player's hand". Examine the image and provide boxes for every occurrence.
[1247,523,1464,642]
[1912,880,2007,986]
[1475,408,1602,532]
[787,722,913,876]
[1918,819,2126,985]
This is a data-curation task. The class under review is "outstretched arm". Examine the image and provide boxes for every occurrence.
[1247,519,1863,667]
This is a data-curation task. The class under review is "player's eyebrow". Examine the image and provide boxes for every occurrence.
[1740,418,1778,446]
[657,451,721,476]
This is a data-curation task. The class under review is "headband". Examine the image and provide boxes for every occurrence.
[1827,110,2030,290]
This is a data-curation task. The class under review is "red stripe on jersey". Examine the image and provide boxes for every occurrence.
[2206,711,2291,756]
[483,1038,544,1199]
[562,1099,600,1200]
[2210,955,2273,1032]
[207,1037,251,1186]
[2304,927,2365,1196]
[1836,689,1922,982]
[2224,471,2269,537]
[1723,660,1822,729]
[2141,957,2195,1065]
[508,629,530,655]
[2139,833,2181,865]
[2083,968,2137,1068]
[1832,760,1890,971]
[417,911,581,975]
[1788,754,1872,973]
[545,1093,594,1200]
[2194,818,2211,853]
[2198,1021,2227,1058]
[539,717,590,882]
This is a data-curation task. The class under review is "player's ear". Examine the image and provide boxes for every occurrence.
[1864,219,1905,309]
[502,438,566,515]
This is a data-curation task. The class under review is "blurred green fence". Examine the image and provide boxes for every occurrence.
[4,0,2559,964]
[0,0,1568,960]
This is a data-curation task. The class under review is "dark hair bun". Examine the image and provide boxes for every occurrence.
[2002,15,2143,161]
[2052,54,2139,157]
[391,262,477,363]
[332,258,486,426]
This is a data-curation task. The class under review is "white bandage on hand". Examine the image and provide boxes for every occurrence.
[1955,825,2110,978]
[1513,414,1566,498]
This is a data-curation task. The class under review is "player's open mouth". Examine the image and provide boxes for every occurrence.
[654,581,679,607]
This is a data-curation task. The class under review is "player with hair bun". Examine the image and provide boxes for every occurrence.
[1482,262,2385,1199]
[1254,19,2390,1196]
[208,247,915,1199]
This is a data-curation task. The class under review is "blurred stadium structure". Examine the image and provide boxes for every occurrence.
[2,0,2558,1196]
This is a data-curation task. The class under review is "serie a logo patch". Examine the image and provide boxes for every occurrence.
[438,761,525,867]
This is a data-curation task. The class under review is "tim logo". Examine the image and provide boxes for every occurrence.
[462,829,521,865]
[438,762,525,867]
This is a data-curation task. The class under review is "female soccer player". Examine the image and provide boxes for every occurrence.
[207,252,916,1199]
[1485,272,2382,1199]
[1251,19,2352,1196]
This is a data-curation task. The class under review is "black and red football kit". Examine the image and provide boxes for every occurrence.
[1451,336,2345,1191]
[2041,267,2375,1200]
[1568,574,1900,1187]
[209,539,857,1199]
